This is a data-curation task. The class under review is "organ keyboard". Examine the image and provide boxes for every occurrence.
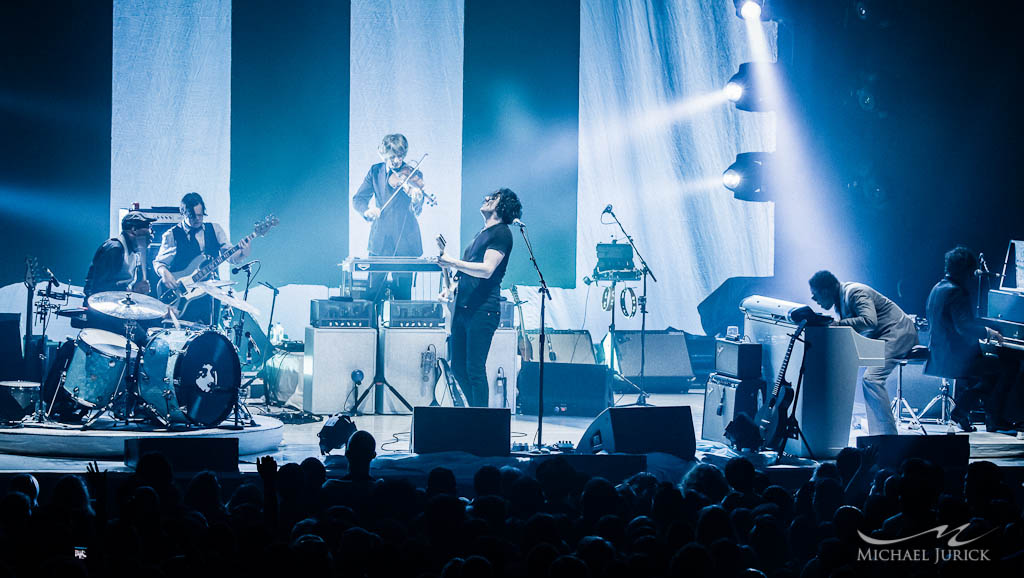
[741,296,886,459]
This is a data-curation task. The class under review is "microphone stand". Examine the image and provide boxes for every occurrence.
[258,280,281,406]
[607,209,656,406]
[517,222,551,449]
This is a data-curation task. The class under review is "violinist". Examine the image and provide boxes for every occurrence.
[352,133,426,301]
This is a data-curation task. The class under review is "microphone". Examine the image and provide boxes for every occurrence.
[44,267,61,287]
[602,204,613,214]
[583,276,593,286]
[511,218,526,228]
[421,348,436,382]
[245,331,261,363]
[232,259,259,274]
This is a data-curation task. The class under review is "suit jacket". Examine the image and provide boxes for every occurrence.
[352,162,424,257]
[924,277,988,378]
[836,282,917,357]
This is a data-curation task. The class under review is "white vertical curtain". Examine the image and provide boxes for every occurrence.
[110,0,233,236]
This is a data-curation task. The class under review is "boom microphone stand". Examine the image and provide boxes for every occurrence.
[516,220,551,449]
[606,208,656,406]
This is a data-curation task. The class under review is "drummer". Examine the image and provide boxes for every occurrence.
[84,211,159,342]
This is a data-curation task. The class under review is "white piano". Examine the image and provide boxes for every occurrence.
[740,296,886,459]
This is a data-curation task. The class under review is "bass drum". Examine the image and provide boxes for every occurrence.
[63,329,138,408]
[140,329,240,427]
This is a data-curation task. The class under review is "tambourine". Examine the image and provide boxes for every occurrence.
[619,288,637,318]
[602,287,615,311]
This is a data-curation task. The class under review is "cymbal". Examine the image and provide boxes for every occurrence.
[88,291,168,321]
[195,281,260,316]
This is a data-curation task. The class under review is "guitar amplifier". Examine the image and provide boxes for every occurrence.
[701,372,765,444]
[714,338,762,380]
[310,299,375,328]
[383,300,445,328]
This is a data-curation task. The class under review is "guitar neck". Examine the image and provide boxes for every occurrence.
[194,231,255,281]
[770,320,807,396]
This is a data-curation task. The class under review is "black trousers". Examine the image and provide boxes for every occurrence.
[952,353,1019,427]
[450,306,500,408]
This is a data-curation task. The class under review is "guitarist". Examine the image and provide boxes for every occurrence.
[438,188,522,407]
[154,192,251,324]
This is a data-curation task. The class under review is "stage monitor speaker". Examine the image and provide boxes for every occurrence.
[0,314,22,381]
[577,406,696,460]
[701,373,765,444]
[486,329,518,410]
[602,330,696,392]
[303,327,377,415]
[855,434,970,470]
[412,406,511,456]
[517,362,611,417]
[380,327,447,414]
[124,437,238,473]
[525,329,596,364]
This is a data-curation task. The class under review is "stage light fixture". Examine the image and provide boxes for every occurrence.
[725,62,777,112]
[723,152,773,201]
[734,0,771,21]
[723,82,744,102]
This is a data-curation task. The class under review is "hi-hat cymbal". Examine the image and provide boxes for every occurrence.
[88,291,168,321]
[195,281,260,316]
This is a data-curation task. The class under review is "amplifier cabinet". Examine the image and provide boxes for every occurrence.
[310,299,375,328]
[714,338,762,380]
[701,372,765,444]
[380,328,448,413]
[485,329,518,410]
[303,327,377,415]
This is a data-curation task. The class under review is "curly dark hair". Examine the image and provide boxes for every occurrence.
[808,270,840,292]
[493,188,522,225]
[944,245,977,281]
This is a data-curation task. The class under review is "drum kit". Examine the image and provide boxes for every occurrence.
[22,286,258,430]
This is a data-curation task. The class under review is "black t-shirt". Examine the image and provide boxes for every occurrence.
[455,223,513,312]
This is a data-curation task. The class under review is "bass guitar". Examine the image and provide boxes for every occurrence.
[753,319,808,452]
[157,215,278,307]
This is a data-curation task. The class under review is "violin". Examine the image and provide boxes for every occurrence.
[388,164,437,206]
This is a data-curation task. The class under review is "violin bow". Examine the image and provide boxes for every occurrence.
[379,152,428,213]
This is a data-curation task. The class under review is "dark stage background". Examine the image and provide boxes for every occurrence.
[1,0,1022,321]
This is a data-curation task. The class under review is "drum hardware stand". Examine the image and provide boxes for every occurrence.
[604,208,655,407]
[516,220,552,449]
[31,278,68,423]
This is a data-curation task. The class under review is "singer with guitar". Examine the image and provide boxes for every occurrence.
[437,188,522,407]
[154,192,252,324]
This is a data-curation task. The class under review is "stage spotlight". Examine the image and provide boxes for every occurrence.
[318,412,357,455]
[723,152,773,201]
[734,0,771,21]
[723,82,744,103]
[725,62,777,112]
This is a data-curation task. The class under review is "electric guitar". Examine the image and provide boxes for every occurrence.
[435,234,457,304]
[753,319,808,452]
[508,285,533,361]
[157,215,278,306]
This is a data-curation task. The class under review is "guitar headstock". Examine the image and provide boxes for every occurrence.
[24,256,40,289]
[509,285,521,301]
[254,214,279,237]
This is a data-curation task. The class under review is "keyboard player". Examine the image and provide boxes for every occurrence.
[925,246,1017,432]
[809,270,918,436]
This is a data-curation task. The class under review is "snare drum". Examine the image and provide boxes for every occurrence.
[140,329,241,427]
[63,329,138,408]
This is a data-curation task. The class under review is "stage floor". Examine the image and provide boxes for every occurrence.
[1,392,1022,478]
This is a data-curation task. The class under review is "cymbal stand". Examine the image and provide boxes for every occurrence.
[606,209,655,406]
